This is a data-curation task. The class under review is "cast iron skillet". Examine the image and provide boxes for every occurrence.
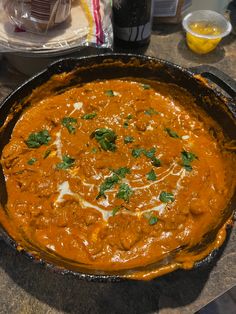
[0,54,236,282]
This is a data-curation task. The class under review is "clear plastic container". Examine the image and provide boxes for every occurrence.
[182,10,232,54]
[0,0,112,53]
[3,0,72,34]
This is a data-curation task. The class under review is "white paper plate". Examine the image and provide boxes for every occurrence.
[0,1,103,54]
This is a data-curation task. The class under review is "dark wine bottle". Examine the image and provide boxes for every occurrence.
[113,0,153,48]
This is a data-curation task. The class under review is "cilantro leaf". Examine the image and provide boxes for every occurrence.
[123,115,133,128]
[43,149,51,159]
[113,167,130,178]
[123,121,129,128]
[97,167,130,199]
[132,147,161,167]
[143,212,158,225]
[27,158,37,165]
[142,84,151,90]
[181,150,198,172]
[116,183,133,202]
[91,147,98,153]
[112,206,121,217]
[181,150,198,162]
[184,164,193,172]
[56,155,75,170]
[149,216,158,225]
[151,157,161,167]
[132,148,145,158]
[26,130,51,148]
[81,112,97,120]
[159,191,175,203]
[61,117,77,134]
[96,174,119,199]
[124,136,134,144]
[91,128,117,152]
[105,90,114,97]
[147,169,157,181]
[144,108,158,116]
[144,147,156,159]
[165,128,180,139]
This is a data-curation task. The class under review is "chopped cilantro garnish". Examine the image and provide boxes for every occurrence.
[112,206,122,217]
[143,147,156,159]
[123,114,133,128]
[142,84,151,90]
[132,147,161,167]
[147,169,157,181]
[61,117,77,134]
[56,155,75,170]
[165,128,180,139]
[97,174,119,199]
[149,216,158,225]
[151,157,161,167]
[91,147,98,153]
[116,183,133,202]
[132,148,145,158]
[184,164,193,172]
[91,128,117,152]
[181,150,198,172]
[124,136,134,144]
[113,167,130,178]
[143,212,158,225]
[159,191,175,203]
[144,108,158,116]
[105,90,114,97]
[43,149,51,159]
[26,130,51,148]
[123,121,129,128]
[81,112,97,120]
[27,158,37,165]
[97,167,130,199]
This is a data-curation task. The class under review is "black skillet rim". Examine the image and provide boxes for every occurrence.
[0,53,235,282]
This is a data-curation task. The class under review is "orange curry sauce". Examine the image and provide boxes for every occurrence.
[1,77,235,279]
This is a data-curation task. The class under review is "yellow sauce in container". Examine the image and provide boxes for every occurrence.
[186,22,222,54]
[182,10,232,55]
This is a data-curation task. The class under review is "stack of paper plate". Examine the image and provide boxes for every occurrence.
[0,0,105,56]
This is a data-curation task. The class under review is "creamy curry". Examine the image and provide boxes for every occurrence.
[1,76,235,280]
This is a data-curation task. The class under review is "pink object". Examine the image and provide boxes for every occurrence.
[14,26,26,33]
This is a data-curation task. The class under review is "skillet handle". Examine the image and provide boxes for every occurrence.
[189,65,236,101]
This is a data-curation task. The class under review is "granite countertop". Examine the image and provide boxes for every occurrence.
[0,25,235,314]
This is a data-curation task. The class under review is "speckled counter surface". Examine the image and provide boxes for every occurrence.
[0,26,235,314]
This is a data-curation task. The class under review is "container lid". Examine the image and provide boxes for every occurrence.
[182,10,232,39]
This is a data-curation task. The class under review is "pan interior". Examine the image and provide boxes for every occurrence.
[0,55,235,280]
